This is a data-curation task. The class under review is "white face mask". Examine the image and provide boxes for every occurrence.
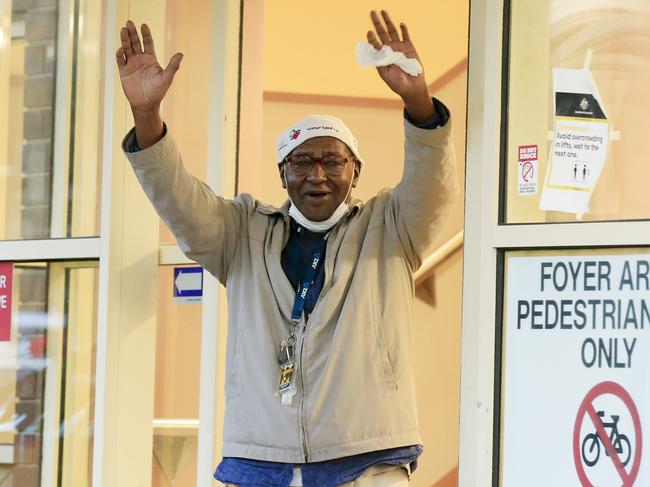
[288,201,349,232]
[285,171,354,232]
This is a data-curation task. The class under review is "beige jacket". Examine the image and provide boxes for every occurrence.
[124,117,458,463]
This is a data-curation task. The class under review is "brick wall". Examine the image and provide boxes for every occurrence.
[2,266,48,487]
[20,0,57,239]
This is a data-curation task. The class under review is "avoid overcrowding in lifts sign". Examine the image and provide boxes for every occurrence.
[501,251,648,486]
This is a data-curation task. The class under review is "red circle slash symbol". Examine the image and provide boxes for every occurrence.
[522,161,534,183]
[573,381,642,487]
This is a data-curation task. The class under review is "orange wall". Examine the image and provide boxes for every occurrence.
[158,0,212,245]
[263,0,469,100]
[412,250,464,486]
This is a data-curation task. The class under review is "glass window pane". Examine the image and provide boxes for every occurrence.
[0,0,103,240]
[0,261,98,487]
[67,0,104,237]
[152,265,201,487]
[504,1,650,223]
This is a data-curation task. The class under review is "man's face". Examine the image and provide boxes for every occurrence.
[279,136,360,222]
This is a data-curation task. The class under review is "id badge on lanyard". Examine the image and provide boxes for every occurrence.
[277,232,328,406]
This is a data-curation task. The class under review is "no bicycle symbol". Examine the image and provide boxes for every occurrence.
[573,381,643,486]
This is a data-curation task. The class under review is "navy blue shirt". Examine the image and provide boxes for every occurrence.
[215,445,423,487]
[280,220,327,316]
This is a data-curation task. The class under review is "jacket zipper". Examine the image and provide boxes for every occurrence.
[298,320,310,461]
[294,225,337,463]
[298,234,334,461]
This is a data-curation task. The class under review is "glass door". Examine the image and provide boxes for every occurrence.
[0,261,98,487]
[460,0,650,485]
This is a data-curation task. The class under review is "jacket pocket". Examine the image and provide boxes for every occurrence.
[372,319,398,390]
[225,326,243,400]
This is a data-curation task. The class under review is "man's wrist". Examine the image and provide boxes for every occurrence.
[404,97,450,130]
[402,91,436,125]
[132,107,164,149]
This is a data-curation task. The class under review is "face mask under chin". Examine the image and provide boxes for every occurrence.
[288,201,349,232]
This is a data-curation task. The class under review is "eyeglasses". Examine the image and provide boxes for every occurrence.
[284,154,352,176]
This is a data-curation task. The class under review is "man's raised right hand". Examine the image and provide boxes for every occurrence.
[116,21,182,148]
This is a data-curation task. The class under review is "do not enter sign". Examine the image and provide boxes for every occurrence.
[573,382,642,486]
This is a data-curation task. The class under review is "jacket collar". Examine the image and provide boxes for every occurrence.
[255,198,364,219]
[255,200,290,217]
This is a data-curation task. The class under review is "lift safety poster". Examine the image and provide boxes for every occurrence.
[501,251,649,486]
[539,68,610,215]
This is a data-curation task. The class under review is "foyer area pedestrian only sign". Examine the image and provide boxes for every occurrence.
[500,250,649,486]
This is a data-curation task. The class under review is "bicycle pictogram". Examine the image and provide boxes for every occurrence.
[573,381,643,487]
[581,411,631,468]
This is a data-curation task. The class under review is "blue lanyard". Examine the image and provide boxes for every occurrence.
[290,232,329,322]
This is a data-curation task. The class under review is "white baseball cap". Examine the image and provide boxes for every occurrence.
[276,115,364,166]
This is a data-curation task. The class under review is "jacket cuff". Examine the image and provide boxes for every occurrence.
[404,108,453,148]
[122,123,177,170]
[404,97,450,130]
[122,123,169,154]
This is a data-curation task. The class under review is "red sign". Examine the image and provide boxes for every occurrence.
[518,144,538,161]
[0,262,12,342]
[573,381,642,487]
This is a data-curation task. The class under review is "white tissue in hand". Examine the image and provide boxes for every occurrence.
[355,41,423,76]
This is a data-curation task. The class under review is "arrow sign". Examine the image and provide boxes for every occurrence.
[173,267,203,304]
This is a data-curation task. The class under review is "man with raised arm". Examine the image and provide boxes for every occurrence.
[117,10,458,487]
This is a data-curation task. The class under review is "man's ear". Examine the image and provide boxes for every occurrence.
[279,164,287,189]
[351,161,361,188]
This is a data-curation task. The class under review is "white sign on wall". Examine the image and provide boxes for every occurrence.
[501,252,649,486]
[539,68,610,216]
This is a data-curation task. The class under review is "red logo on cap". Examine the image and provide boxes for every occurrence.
[289,129,301,140]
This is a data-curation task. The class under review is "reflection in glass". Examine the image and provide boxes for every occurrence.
[151,265,201,487]
[505,0,650,223]
[0,263,97,487]
[0,0,102,240]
